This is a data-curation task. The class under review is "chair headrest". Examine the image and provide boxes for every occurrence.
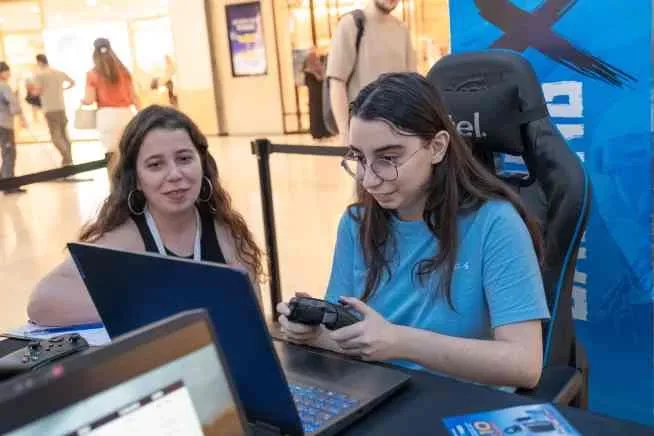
[427,50,549,156]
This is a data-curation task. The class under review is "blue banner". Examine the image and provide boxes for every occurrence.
[449,0,653,425]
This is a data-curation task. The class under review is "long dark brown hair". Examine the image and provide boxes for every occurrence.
[79,105,264,282]
[92,39,130,84]
[349,73,543,307]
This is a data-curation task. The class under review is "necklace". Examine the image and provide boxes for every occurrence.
[144,207,201,260]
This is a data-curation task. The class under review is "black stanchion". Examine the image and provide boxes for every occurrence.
[251,138,282,314]
[251,138,348,312]
[0,155,109,192]
[267,144,349,157]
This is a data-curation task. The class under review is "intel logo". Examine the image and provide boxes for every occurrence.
[449,112,488,139]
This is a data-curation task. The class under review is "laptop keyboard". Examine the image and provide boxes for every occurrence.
[289,383,360,433]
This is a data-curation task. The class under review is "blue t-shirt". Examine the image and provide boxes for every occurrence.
[325,200,550,370]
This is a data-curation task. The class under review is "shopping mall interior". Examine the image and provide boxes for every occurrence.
[0,0,653,433]
[0,0,452,331]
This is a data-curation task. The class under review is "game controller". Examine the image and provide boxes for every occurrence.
[287,297,362,330]
[0,334,89,381]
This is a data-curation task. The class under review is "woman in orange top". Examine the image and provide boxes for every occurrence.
[82,38,141,155]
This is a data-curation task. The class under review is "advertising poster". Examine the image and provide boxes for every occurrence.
[226,2,268,77]
[449,0,653,425]
[443,404,580,436]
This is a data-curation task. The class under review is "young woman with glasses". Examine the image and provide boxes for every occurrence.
[277,73,550,389]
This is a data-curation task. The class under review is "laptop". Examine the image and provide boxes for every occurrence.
[0,310,250,436]
[68,243,410,435]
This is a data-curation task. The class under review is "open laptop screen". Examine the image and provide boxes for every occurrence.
[0,313,247,436]
[68,243,302,434]
[65,379,207,435]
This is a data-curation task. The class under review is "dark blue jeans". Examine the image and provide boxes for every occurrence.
[0,127,15,179]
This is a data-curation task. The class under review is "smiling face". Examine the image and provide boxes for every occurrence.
[348,117,449,220]
[135,128,203,217]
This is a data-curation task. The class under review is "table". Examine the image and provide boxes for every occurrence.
[1,337,651,434]
[335,354,651,435]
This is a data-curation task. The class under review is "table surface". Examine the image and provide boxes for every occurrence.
[331,353,652,435]
[1,337,651,435]
[264,323,652,435]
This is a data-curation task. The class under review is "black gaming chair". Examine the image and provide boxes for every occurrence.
[427,50,591,406]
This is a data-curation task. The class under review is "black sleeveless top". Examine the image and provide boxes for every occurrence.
[132,206,226,263]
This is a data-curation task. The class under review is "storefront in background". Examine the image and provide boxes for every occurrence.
[0,0,451,140]
[206,0,451,136]
[0,0,177,145]
[275,0,451,133]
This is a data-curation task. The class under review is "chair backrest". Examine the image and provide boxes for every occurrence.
[427,50,591,368]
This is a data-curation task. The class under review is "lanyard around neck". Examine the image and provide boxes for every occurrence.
[144,207,202,261]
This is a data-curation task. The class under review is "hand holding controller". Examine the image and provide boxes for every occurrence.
[287,297,363,330]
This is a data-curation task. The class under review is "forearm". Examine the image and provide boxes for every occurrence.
[28,289,100,326]
[13,109,25,125]
[394,325,542,389]
[130,84,142,110]
[81,84,96,105]
[8,93,22,118]
[27,263,101,326]
[329,78,349,139]
[132,95,142,110]
[15,110,26,123]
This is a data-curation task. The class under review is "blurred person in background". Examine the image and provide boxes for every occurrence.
[81,38,141,161]
[326,0,416,145]
[0,62,28,194]
[24,74,44,126]
[303,47,330,139]
[150,55,178,108]
[32,54,75,166]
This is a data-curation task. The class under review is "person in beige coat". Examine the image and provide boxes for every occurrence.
[28,105,264,326]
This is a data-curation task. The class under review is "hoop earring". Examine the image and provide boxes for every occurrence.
[127,189,145,215]
[198,176,213,202]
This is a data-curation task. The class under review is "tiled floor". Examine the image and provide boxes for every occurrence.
[0,135,355,332]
